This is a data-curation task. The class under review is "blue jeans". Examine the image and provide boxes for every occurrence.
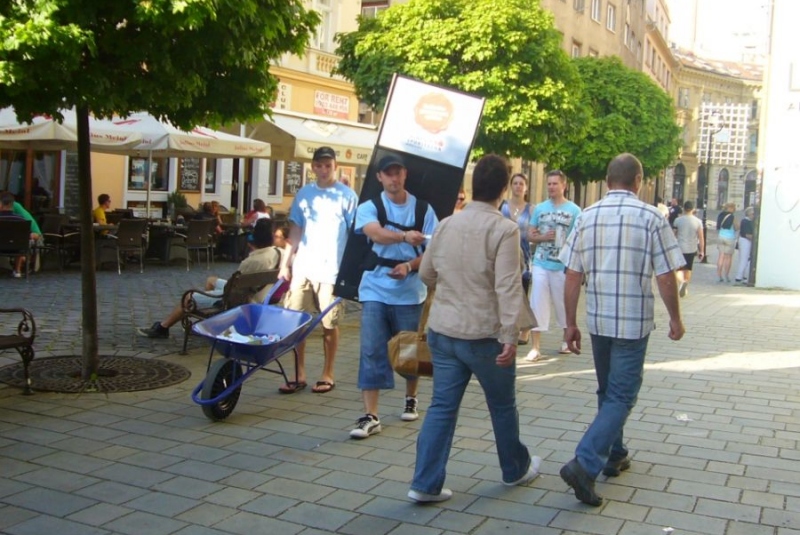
[410,330,530,493]
[358,301,421,390]
[576,334,649,478]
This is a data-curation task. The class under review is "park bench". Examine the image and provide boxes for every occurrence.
[179,269,280,354]
[0,308,36,395]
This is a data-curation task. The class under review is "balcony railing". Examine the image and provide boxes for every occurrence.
[276,48,345,80]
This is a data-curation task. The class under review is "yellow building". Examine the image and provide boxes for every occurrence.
[668,50,762,211]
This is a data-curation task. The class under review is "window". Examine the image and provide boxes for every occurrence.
[361,2,388,18]
[750,100,758,119]
[749,132,758,154]
[574,0,585,12]
[588,48,599,57]
[623,23,630,46]
[311,0,335,52]
[591,0,602,21]
[572,41,582,58]
[128,157,169,192]
[204,159,217,194]
[678,87,690,108]
[606,4,617,31]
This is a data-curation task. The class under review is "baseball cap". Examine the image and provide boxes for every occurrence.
[312,146,337,161]
[377,154,406,172]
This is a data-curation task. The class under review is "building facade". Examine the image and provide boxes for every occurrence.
[668,50,762,211]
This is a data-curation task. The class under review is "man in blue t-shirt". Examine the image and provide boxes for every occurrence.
[349,154,438,439]
[524,170,582,362]
[279,146,359,395]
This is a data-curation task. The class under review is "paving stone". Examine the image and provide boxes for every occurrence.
[3,487,96,516]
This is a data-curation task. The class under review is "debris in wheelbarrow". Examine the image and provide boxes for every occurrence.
[217,325,281,345]
[190,279,342,421]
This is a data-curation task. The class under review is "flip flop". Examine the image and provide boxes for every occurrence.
[278,381,307,394]
[311,381,335,394]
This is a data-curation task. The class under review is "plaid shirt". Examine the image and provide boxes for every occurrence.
[559,190,685,339]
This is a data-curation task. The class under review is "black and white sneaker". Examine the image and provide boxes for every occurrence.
[401,396,419,421]
[350,414,381,439]
[136,322,169,339]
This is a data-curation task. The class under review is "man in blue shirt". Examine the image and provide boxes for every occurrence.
[279,146,359,394]
[349,155,437,439]
[524,170,581,361]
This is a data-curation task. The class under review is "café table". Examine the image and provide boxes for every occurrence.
[218,223,251,263]
[146,221,188,265]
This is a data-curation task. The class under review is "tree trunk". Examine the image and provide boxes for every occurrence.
[76,105,100,379]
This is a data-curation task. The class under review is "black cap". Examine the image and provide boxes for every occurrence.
[312,146,336,161]
[377,154,406,172]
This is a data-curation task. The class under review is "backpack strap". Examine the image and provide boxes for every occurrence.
[362,194,428,270]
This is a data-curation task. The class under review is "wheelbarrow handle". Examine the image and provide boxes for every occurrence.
[262,277,288,305]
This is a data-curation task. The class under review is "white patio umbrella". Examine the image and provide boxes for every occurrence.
[0,107,143,151]
[100,112,271,214]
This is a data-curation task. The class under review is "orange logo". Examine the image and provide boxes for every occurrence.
[346,149,352,159]
[414,93,454,134]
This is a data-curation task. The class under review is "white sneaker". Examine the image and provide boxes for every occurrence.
[401,396,419,421]
[559,341,571,354]
[524,349,541,362]
[350,414,381,439]
[503,456,542,486]
[11,270,21,279]
[679,281,688,298]
[408,488,453,503]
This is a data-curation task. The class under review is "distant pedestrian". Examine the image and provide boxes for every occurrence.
[655,196,669,219]
[667,197,682,228]
[674,200,705,297]
[524,169,581,361]
[716,202,737,283]
[500,172,534,345]
[734,206,755,284]
[558,153,685,506]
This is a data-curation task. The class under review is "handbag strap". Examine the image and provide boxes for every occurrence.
[417,289,435,336]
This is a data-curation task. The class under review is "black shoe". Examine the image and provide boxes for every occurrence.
[136,322,169,339]
[602,456,631,477]
[560,458,603,506]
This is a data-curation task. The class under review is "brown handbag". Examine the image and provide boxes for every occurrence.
[388,290,434,377]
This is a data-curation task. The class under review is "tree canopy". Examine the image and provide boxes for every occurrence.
[0,0,319,127]
[551,56,681,183]
[334,0,586,162]
[0,0,319,378]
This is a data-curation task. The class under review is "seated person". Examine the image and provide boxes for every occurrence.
[94,194,111,224]
[136,218,281,339]
[0,192,40,278]
[242,198,271,227]
[195,202,223,234]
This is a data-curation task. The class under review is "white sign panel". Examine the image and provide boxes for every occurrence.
[378,76,484,168]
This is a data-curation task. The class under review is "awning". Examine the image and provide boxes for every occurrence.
[241,110,377,166]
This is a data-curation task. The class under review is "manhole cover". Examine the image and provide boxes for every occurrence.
[0,356,191,393]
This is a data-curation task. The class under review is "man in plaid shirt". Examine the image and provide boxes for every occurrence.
[557,153,685,506]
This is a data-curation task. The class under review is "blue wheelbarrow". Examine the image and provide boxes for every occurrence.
[191,280,341,421]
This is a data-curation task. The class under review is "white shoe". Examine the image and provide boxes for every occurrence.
[524,349,541,362]
[408,488,453,503]
[401,396,419,421]
[350,414,381,439]
[504,456,542,486]
[559,341,571,354]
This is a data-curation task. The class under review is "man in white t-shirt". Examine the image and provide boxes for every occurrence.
[673,200,704,297]
[279,146,358,394]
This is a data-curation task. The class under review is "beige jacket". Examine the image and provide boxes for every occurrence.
[419,201,535,345]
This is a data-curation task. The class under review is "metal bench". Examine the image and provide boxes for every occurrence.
[179,269,280,355]
[0,308,36,395]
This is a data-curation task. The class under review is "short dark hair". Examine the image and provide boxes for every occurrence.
[472,154,510,202]
[606,153,642,187]
[98,194,110,205]
[546,169,567,182]
[1,192,14,207]
[683,200,694,211]
[656,196,664,204]
[251,218,274,248]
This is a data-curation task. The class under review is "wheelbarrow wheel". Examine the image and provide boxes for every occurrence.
[201,359,243,421]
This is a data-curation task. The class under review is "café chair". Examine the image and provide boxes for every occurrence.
[39,214,78,271]
[173,219,215,271]
[0,220,33,279]
[103,219,148,274]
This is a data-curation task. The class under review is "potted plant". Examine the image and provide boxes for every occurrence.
[166,191,188,221]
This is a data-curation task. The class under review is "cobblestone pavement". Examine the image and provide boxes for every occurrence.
[1,247,800,534]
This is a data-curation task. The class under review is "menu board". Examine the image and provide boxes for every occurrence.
[63,151,80,217]
[284,161,303,195]
[179,158,201,191]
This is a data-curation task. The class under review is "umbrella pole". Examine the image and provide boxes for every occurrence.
[146,151,152,218]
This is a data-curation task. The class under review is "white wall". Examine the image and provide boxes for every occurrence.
[756,0,800,290]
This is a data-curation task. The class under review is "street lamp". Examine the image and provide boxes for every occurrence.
[701,111,724,262]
